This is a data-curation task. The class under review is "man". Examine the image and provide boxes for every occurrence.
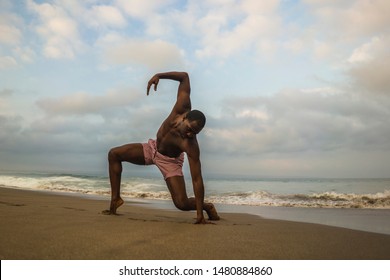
[103,71,219,224]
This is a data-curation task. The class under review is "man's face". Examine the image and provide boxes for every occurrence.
[180,119,203,139]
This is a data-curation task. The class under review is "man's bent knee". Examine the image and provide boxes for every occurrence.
[172,198,190,211]
[108,148,119,161]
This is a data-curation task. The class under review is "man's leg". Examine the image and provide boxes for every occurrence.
[165,176,220,220]
[103,143,145,215]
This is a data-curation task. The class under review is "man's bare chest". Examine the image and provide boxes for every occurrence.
[156,124,185,158]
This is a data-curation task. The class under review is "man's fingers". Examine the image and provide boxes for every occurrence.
[153,78,159,91]
[194,217,216,225]
[147,80,158,95]
[147,83,152,95]
[147,76,159,95]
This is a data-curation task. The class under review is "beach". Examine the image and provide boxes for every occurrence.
[1,187,389,260]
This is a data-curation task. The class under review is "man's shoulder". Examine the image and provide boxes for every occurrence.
[164,111,186,126]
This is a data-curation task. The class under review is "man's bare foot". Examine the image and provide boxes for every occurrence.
[205,203,220,220]
[102,197,124,215]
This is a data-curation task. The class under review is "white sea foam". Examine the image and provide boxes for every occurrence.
[1,173,389,209]
[207,190,390,208]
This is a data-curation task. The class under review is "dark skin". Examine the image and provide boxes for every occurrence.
[103,71,219,224]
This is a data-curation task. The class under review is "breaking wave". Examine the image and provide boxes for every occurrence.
[207,190,390,209]
[1,173,389,209]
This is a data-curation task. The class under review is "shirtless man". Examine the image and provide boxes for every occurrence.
[103,71,219,224]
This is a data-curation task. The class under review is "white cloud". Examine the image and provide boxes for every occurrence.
[0,88,13,97]
[0,56,17,69]
[0,89,12,111]
[116,0,172,18]
[204,87,390,157]
[13,46,36,63]
[304,0,390,39]
[0,6,36,67]
[241,0,279,14]
[103,39,185,70]
[342,0,390,37]
[27,0,85,59]
[348,41,376,64]
[36,88,142,116]
[348,36,386,64]
[0,19,22,45]
[283,38,305,54]
[347,36,390,94]
[2,0,390,177]
[278,0,390,67]
[85,5,127,29]
[116,0,179,37]
[195,0,281,58]
[0,114,24,153]
[236,109,269,120]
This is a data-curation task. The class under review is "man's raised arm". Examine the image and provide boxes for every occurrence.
[147,71,190,95]
[147,71,191,114]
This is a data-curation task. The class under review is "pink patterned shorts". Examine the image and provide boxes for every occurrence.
[142,139,184,180]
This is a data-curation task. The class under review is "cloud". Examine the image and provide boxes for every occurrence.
[116,0,172,18]
[85,4,127,29]
[0,4,37,67]
[36,88,142,116]
[349,56,390,95]
[116,0,175,36]
[129,0,282,59]
[194,0,281,58]
[279,1,390,66]
[0,56,17,69]
[4,92,168,164]
[338,0,390,38]
[0,89,13,111]
[203,87,390,157]
[0,13,22,45]
[12,46,36,63]
[27,0,85,59]
[0,88,13,97]
[304,0,390,39]
[103,38,185,70]
[348,37,381,64]
[2,0,390,177]
[0,114,23,151]
[347,36,390,95]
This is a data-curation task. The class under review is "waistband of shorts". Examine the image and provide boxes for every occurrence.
[149,139,184,161]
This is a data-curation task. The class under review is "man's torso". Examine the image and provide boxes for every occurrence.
[156,113,195,158]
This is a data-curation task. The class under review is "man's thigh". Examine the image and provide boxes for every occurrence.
[165,176,188,201]
[111,143,145,165]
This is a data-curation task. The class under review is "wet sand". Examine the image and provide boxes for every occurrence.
[1,187,389,260]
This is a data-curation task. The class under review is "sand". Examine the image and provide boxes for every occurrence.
[1,187,389,260]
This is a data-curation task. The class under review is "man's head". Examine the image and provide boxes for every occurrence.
[186,109,206,128]
[179,110,206,139]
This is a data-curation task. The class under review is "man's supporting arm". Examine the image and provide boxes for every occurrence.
[187,149,207,224]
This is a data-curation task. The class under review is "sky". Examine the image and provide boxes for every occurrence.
[1,0,390,178]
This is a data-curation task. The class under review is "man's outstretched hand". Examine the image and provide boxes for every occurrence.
[147,75,159,95]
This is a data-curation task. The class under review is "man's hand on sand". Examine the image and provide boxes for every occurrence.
[194,217,215,225]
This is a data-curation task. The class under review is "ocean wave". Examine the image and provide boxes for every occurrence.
[207,190,390,209]
[1,174,389,209]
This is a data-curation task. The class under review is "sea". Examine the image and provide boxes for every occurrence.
[1,171,390,234]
